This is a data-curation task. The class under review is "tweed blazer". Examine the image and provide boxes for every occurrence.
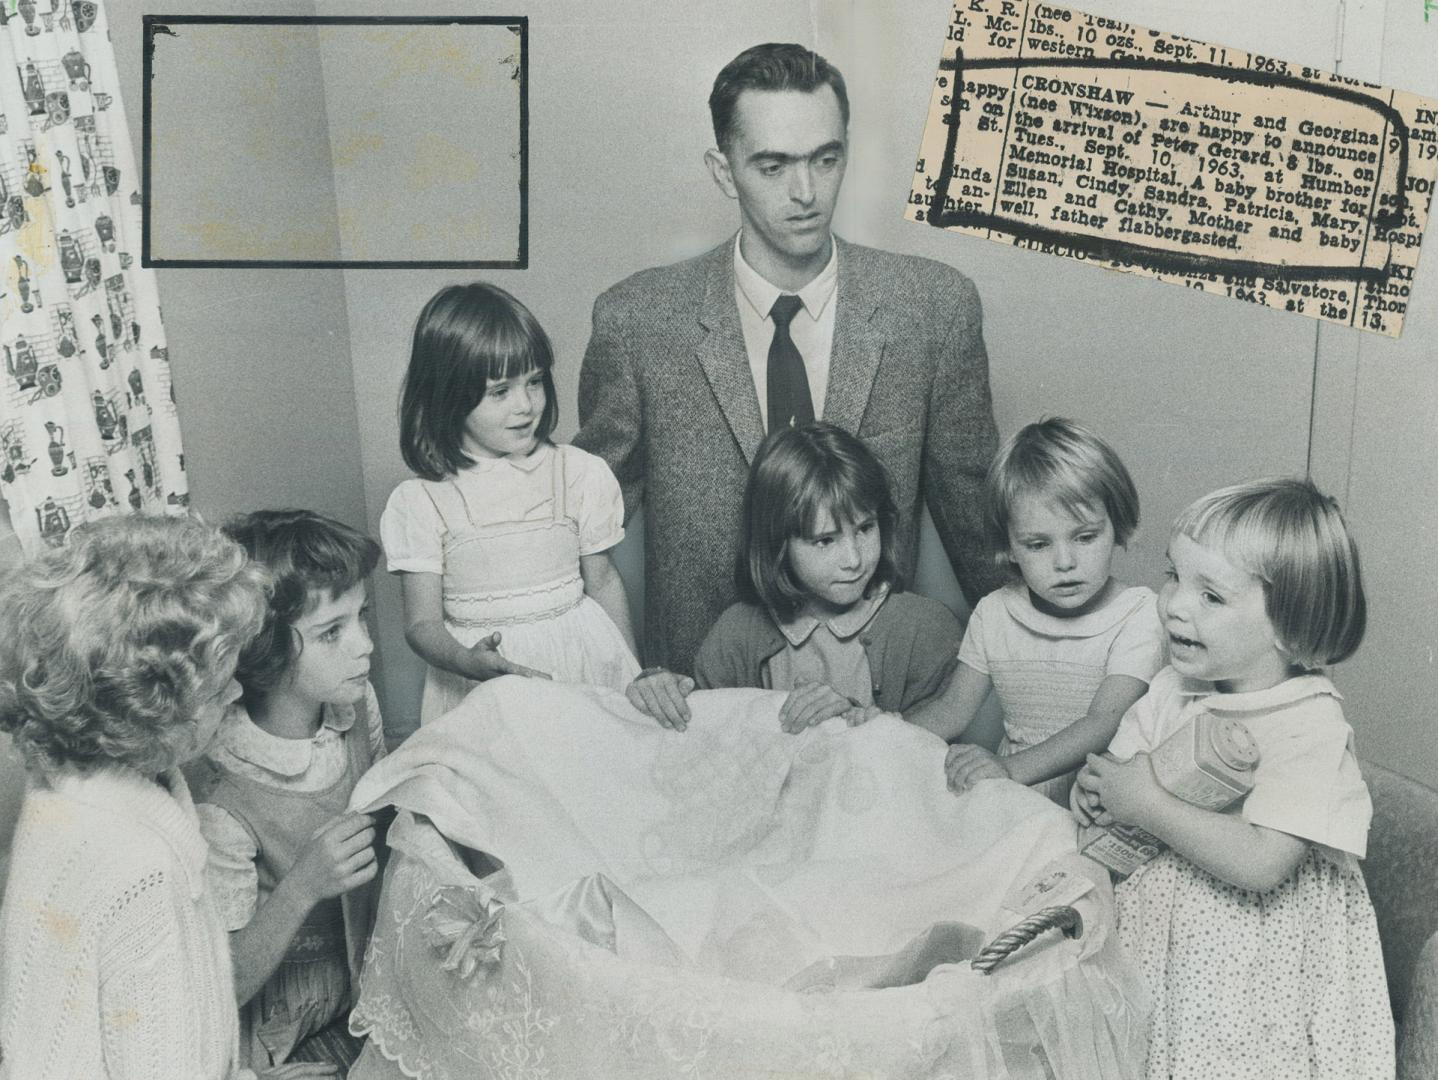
[575,235,1003,672]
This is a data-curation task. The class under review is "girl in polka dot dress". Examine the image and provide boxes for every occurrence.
[1074,478,1393,1079]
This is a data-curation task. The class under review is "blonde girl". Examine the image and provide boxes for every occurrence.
[937,417,1164,803]
[0,516,329,1080]
[1075,478,1392,1078]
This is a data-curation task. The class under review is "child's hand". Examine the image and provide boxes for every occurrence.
[1070,767,1105,826]
[778,683,855,733]
[944,744,1012,794]
[287,811,378,908]
[843,703,883,727]
[465,632,551,681]
[1082,752,1167,828]
[626,668,695,731]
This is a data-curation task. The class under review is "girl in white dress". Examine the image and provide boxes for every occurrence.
[382,283,639,723]
[1075,478,1392,1079]
[937,418,1164,803]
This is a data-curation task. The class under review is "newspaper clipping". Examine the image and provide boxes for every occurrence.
[909,1,1438,336]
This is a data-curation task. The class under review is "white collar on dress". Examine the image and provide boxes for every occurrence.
[460,440,553,475]
[208,699,357,778]
[776,581,890,647]
[733,231,839,323]
[1175,671,1341,712]
[998,579,1153,639]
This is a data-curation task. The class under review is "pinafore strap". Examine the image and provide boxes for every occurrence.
[438,447,585,628]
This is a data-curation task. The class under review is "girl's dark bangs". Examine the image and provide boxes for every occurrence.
[795,475,872,537]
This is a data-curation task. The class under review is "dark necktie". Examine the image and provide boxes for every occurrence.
[766,294,814,431]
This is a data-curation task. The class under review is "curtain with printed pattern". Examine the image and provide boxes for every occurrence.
[0,0,187,555]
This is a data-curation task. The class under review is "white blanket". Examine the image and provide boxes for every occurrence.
[347,677,1149,1079]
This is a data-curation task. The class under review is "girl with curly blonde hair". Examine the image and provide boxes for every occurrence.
[0,516,334,1080]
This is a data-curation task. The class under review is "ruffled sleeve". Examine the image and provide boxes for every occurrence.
[380,479,446,574]
[564,445,625,555]
[1105,589,1165,682]
[193,803,260,931]
[1241,703,1372,857]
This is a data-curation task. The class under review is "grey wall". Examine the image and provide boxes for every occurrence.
[1305,5,1438,774]
[105,0,369,540]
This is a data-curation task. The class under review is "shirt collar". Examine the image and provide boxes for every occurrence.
[1176,671,1342,712]
[210,699,356,778]
[776,581,890,647]
[463,441,551,475]
[998,579,1150,638]
[733,231,839,323]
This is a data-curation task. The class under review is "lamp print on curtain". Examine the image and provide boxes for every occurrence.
[0,0,188,554]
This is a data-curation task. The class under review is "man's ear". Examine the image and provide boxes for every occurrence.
[704,148,738,199]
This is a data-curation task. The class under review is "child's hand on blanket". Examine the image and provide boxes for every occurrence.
[843,702,883,727]
[778,682,864,733]
[626,668,695,730]
[287,811,379,907]
[944,744,1012,794]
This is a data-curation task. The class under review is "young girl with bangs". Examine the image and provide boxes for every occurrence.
[1075,478,1392,1078]
[188,510,387,1073]
[381,283,640,723]
[627,421,963,733]
[937,418,1164,804]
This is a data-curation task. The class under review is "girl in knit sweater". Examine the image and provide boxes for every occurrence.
[0,515,331,1080]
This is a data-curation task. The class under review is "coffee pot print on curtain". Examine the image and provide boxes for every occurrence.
[0,0,188,554]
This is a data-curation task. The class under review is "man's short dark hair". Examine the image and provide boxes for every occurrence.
[709,43,850,152]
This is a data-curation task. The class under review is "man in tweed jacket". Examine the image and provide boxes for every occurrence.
[575,43,1003,673]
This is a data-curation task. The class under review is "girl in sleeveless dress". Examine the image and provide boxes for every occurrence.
[937,418,1165,804]
[1074,478,1392,1078]
[189,510,385,1073]
[381,283,639,722]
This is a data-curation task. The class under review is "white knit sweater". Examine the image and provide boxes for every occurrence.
[0,766,250,1080]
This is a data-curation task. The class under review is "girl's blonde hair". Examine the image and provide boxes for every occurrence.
[0,515,270,780]
[1173,477,1366,668]
[984,418,1139,566]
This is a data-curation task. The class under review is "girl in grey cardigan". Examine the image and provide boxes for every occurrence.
[627,422,963,733]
